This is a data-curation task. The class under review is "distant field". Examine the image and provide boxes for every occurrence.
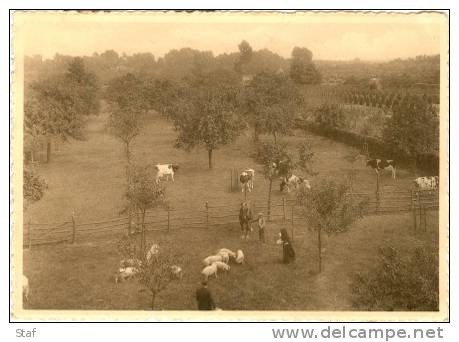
[22,112,438,310]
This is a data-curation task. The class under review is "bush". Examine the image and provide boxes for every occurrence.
[351,246,439,311]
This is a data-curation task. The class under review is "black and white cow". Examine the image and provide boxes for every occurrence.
[280,174,311,192]
[366,159,396,179]
[155,164,179,183]
[240,169,255,192]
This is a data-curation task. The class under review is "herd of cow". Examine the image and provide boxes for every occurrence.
[154,159,439,195]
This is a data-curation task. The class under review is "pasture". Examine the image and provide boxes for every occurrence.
[23,111,438,310]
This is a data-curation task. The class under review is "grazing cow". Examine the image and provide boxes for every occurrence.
[413,176,439,190]
[239,169,255,192]
[155,164,179,183]
[366,159,396,179]
[280,175,311,192]
[23,275,29,302]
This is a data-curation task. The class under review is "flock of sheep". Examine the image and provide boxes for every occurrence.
[201,248,244,281]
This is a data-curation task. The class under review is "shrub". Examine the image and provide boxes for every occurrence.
[351,246,439,311]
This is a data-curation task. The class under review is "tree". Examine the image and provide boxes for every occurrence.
[171,70,244,169]
[252,140,294,219]
[235,40,253,74]
[139,251,179,309]
[383,95,439,168]
[297,180,367,273]
[243,72,303,143]
[125,165,167,252]
[290,47,321,85]
[23,168,48,210]
[24,57,99,163]
[351,246,438,311]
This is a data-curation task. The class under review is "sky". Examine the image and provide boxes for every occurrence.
[13,12,444,61]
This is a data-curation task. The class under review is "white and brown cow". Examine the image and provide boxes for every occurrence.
[366,159,396,179]
[280,174,311,192]
[413,176,439,190]
[155,164,179,183]
[240,169,255,192]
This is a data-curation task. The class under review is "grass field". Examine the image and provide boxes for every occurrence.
[22,111,439,310]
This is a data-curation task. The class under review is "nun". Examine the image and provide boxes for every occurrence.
[277,228,295,264]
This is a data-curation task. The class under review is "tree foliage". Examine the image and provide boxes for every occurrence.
[23,168,48,205]
[171,69,244,169]
[290,47,321,85]
[235,40,253,74]
[243,72,303,143]
[351,246,439,311]
[383,95,439,160]
[297,180,367,272]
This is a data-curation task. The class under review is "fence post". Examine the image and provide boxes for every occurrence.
[282,197,286,222]
[167,208,171,232]
[411,190,417,231]
[205,201,209,229]
[291,206,294,241]
[375,173,380,213]
[423,205,428,232]
[71,211,76,244]
[230,169,233,192]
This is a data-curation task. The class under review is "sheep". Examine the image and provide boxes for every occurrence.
[120,258,142,268]
[23,275,29,302]
[170,265,183,279]
[146,244,160,262]
[217,251,230,264]
[213,261,230,272]
[216,248,236,259]
[235,250,244,264]
[114,267,139,284]
[203,255,223,266]
[201,263,218,281]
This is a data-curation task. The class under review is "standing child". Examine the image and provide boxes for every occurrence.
[256,213,266,243]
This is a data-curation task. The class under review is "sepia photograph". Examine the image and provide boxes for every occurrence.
[10,10,449,321]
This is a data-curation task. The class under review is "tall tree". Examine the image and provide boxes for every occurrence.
[290,47,321,85]
[171,69,244,169]
[126,165,167,253]
[252,140,294,219]
[243,72,303,143]
[235,40,253,74]
[297,180,367,273]
[383,95,439,168]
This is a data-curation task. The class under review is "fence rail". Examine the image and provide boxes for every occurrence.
[23,189,439,248]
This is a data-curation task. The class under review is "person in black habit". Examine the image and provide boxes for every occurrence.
[277,228,295,264]
[196,280,216,310]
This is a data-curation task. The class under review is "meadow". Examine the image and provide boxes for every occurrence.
[23,111,438,310]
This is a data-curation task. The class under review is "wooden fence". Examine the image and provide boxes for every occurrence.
[23,189,439,248]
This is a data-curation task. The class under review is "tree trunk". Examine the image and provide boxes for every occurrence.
[126,141,132,235]
[267,178,273,221]
[318,227,322,273]
[208,149,213,169]
[273,132,277,145]
[140,210,146,255]
[46,139,52,163]
[151,291,156,310]
[252,126,259,142]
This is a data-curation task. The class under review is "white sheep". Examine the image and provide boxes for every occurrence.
[170,265,183,279]
[217,251,230,264]
[120,258,142,268]
[146,244,160,262]
[203,255,223,266]
[216,248,236,259]
[23,275,29,302]
[235,250,244,264]
[213,261,230,272]
[201,263,218,281]
[114,267,139,284]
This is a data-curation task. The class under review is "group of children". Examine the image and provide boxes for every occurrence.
[238,202,295,264]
